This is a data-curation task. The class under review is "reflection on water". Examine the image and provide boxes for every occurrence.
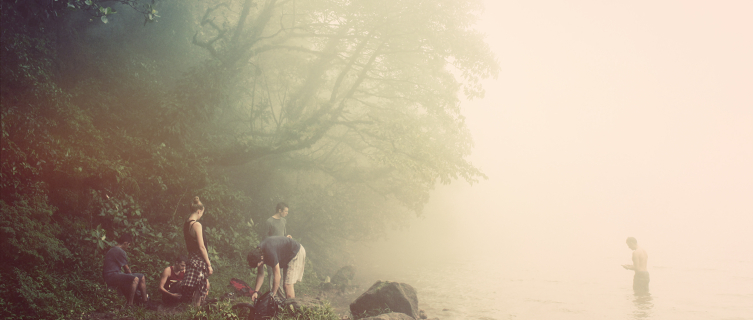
[355,240,753,320]
[631,292,653,319]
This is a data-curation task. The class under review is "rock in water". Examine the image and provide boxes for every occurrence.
[350,281,419,319]
[360,312,415,320]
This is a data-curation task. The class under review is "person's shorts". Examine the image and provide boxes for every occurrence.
[284,245,306,285]
[104,272,144,294]
[633,271,650,293]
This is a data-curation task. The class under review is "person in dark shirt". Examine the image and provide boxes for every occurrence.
[158,256,187,306]
[102,233,148,307]
[182,196,213,306]
[246,236,306,301]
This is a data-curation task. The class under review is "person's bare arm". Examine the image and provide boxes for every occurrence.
[123,265,132,273]
[158,267,170,294]
[252,264,265,302]
[270,264,281,296]
[622,250,639,270]
[193,222,213,276]
[158,267,181,298]
[621,251,635,270]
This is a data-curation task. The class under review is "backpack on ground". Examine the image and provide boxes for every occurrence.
[231,291,280,320]
[229,278,255,297]
[253,291,280,320]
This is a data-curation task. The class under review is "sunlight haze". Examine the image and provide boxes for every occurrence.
[357,1,753,319]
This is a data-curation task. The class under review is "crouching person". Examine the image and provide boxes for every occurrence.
[158,256,187,306]
[103,233,149,307]
[247,236,306,302]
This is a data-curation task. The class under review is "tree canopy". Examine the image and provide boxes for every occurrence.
[181,0,497,209]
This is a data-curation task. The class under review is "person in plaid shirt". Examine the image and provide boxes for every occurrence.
[181,196,213,306]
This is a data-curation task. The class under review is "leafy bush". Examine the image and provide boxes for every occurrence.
[1,268,120,320]
[0,199,71,267]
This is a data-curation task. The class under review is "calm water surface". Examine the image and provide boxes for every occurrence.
[355,244,753,320]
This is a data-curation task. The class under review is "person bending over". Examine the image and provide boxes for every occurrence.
[263,202,293,296]
[103,233,148,307]
[246,236,306,301]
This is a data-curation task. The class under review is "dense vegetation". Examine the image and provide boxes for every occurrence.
[0,0,497,318]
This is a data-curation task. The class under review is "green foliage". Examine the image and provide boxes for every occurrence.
[1,0,496,317]
[97,194,150,236]
[0,0,156,27]
[0,267,121,320]
[0,199,71,266]
[190,299,242,320]
[86,224,112,252]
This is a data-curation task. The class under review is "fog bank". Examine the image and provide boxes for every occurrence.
[353,0,753,310]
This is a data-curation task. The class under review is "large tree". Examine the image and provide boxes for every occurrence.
[160,0,500,273]
[177,0,498,211]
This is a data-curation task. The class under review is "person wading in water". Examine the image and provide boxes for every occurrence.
[622,237,649,294]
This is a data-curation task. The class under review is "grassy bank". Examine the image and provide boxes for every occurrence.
[84,263,344,320]
[87,299,341,320]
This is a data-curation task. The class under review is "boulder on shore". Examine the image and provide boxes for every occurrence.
[360,312,415,320]
[350,281,419,319]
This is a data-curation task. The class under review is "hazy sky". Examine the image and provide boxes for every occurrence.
[467,0,751,251]
[367,1,753,269]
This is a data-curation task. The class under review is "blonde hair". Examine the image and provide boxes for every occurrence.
[191,196,204,212]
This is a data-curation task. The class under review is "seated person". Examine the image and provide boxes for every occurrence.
[102,233,148,307]
[158,256,187,305]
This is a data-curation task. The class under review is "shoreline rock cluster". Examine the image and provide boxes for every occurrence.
[350,281,422,319]
[296,280,436,320]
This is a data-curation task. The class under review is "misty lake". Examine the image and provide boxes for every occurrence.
[354,239,753,320]
[352,180,753,320]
